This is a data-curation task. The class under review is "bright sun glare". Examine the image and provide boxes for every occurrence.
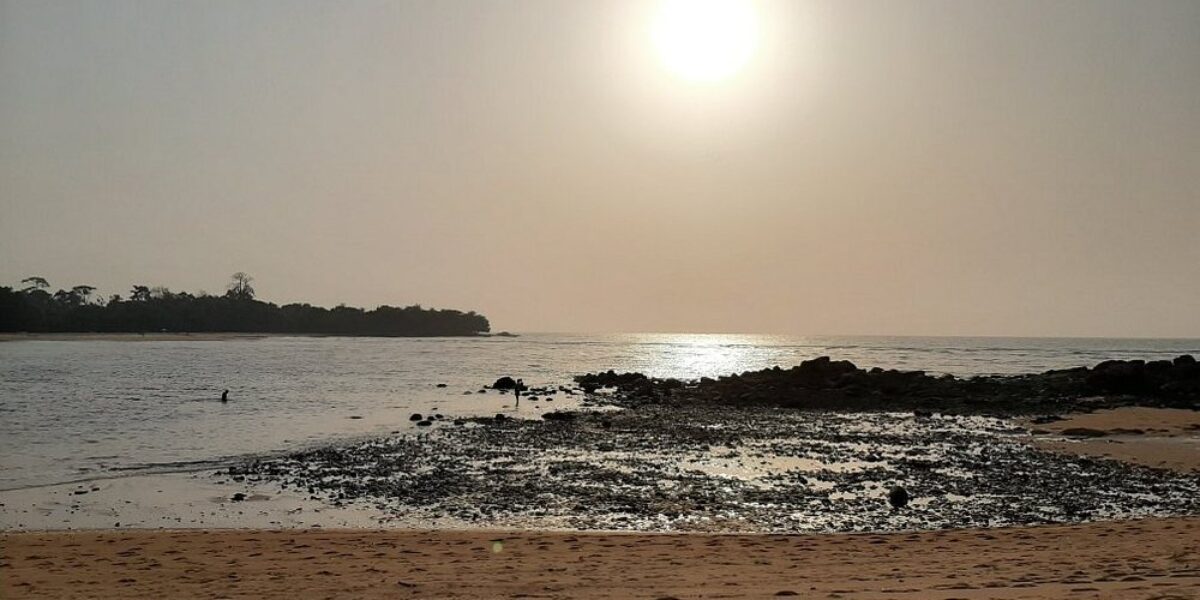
[651,0,760,83]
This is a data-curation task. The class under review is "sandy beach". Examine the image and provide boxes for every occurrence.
[4,518,1200,599]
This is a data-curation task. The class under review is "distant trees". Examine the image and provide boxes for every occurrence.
[0,273,490,336]
[21,277,49,291]
[226,272,255,301]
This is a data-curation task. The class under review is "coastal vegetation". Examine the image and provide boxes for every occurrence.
[0,273,490,337]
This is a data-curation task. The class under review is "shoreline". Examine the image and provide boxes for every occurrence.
[3,353,1198,598]
[3,406,1196,529]
[7,405,1194,535]
[5,517,1199,599]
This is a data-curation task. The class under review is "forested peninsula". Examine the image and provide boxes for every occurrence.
[0,273,490,337]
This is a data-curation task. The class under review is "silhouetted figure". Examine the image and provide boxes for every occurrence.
[221,389,229,403]
[514,379,524,408]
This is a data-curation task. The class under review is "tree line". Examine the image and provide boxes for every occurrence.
[0,273,491,336]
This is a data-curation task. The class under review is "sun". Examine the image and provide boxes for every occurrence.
[651,0,760,83]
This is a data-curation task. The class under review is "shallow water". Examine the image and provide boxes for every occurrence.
[1,333,1196,490]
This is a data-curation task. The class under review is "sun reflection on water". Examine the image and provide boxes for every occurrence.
[622,333,797,379]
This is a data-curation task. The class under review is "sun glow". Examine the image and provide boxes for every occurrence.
[651,0,761,83]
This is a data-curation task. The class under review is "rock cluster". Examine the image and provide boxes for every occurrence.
[574,355,1200,415]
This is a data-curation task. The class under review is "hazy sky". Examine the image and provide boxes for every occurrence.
[2,0,1198,336]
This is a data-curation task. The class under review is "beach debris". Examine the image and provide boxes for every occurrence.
[888,486,909,509]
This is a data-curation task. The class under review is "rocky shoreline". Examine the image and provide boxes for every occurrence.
[574,354,1200,414]
[225,356,1200,533]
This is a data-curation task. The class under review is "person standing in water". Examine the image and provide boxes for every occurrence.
[221,389,229,403]
[514,379,524,408]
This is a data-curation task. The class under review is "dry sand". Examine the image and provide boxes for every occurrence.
[1028,407,1200,472]
[4,518,1199,599]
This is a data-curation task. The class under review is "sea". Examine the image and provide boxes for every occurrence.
[1,333,1197,491]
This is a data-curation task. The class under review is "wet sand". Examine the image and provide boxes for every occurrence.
[4,518,1199,599]
[0,472,390,532]
[1029,407,1200,472]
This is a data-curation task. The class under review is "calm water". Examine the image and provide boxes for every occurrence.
[1,333,1197,490]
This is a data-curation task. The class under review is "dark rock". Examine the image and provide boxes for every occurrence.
[542,411,578,421]
[1087,359,1148,394]
[493,377,518,390]
[231,492,247,502]
[1061,427,1107,438]
[435,383,447,388]
[409,413,423,422]
[888,486,909,509]
[417,420,433,427]
[494,413,509,422]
